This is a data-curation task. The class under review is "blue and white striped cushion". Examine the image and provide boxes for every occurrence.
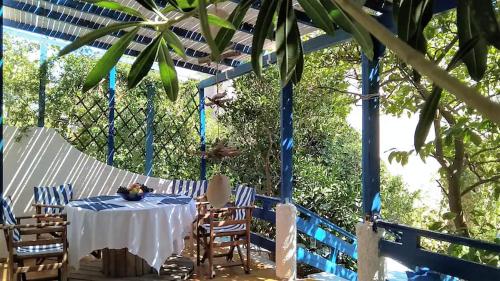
[201,223,246,233]
[34,184,73,214]
[1,196,21,242]
[172,180,208,198]
[234,185,256,220]
[16,243,63,256]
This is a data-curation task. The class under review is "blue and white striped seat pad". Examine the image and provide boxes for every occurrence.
[16,243,63,256]
[234,185,256,220]
[172,180,208,198]
[201,223,246,233]
[1,196,21,242]
[34,184,73,214]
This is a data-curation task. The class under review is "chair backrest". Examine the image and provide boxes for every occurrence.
[34,184,73,214]
[172,180,208,198]
[1,196,21,242]
[234,185,256,220]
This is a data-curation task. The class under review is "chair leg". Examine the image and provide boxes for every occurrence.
[196,233,201,266]
[208,244,214,279]
[60,255,68,281]
[246,237,251,274]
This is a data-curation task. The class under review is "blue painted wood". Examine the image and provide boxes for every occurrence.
[1,4,4,223]
[199,87,206,180]
[43,0,252,55]
[250,232,275,253]
[107,67,116,166]
[295,204,356,241]
[296,217,357,259]
[361,4,394,219]
[38,41,47,127]
[280,82,294,203]
[145,84,155,176]
[252,207,276,224]
[297,247,358,281]
[4,0,241,68]
[378,220,500,281]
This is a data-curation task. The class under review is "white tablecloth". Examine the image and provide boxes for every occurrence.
[66,195,196,271]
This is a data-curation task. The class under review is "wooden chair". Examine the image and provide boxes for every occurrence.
[33,184,73,216]
[1,196,70,281]
[195,185,256,278]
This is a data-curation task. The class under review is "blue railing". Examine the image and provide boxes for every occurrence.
[376,220,500,281]
[251,194,358,280]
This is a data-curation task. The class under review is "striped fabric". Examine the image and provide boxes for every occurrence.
[172,180,208,198]
[16,243,63,256]
[34,184,73,214]
[201,185,255,233]
[1,196,21,242]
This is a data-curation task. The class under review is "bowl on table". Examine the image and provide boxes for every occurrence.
[117,183,153,201]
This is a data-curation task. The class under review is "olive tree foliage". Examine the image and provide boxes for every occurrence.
[381,12,499,241]
[3,34,201,180]
[216,46,418,233]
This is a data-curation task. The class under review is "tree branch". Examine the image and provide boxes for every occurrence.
[461,175,500,197]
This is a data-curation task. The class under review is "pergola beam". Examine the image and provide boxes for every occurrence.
[4,0,241,68]
[4,18,219,75]
[44,0,253,55]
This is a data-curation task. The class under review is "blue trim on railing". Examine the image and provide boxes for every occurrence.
[297,247,357,281]
[377,220,500,281]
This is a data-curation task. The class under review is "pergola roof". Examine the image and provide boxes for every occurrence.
[4,0,321,75]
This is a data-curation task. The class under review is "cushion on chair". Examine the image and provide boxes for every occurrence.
[34,183,73,213]
[172,180,208,198]
[201,223,246,233]
[16,243,63,256]
[234,185,256,220]
[1,196,21,242]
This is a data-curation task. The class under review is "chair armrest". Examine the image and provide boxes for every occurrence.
[0,221,70,230]
[16,213,67,220]
[32,203,65,209]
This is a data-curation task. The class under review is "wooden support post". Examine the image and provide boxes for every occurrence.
[361,4,393,220]
[145,83,155,176]
[107,67,116,166]
[199,87,207,180]
[38,41,47,127]
[280,82,294,203]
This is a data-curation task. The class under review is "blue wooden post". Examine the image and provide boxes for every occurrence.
[145,84,155,176]
[361,5,393,220]
[280,82,294,203]
[199,87,207,180]
[1,4,4,215]
[38,41,47,127]
[107,67,116,166]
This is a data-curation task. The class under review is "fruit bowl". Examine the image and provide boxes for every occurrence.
[117,183,153,201]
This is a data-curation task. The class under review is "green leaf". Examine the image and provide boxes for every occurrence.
[442,212,457,220]
[83,0,146,19]
[297,0,335,36]
[128,34,162,89]
[167,0,198,12]
[135,0,158,11]
[292,35,304,85]
[160,4,177,14]
[215,0,253,53]
[58,21,143,57]
[457,0,488,81]
[158,39,179,101]
[276,0,301,86]
[83,27,139,93]
[414,86,442,152]
[470,0,500,49]
[164,29,187,60]
[207,13,236,30]
[198,0,220,60]
[397,0,420,42]
[320,0,374,60]
[251,0,280,77]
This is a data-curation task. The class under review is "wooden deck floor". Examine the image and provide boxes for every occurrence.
[17,246,279,281]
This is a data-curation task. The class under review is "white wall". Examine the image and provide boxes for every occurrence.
[1,126,181,257]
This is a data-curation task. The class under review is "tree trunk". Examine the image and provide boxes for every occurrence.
[446,172,469,237]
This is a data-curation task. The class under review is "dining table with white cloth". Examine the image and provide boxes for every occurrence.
[65,194,197,273]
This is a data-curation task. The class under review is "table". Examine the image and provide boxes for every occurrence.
[65,194,196,276]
